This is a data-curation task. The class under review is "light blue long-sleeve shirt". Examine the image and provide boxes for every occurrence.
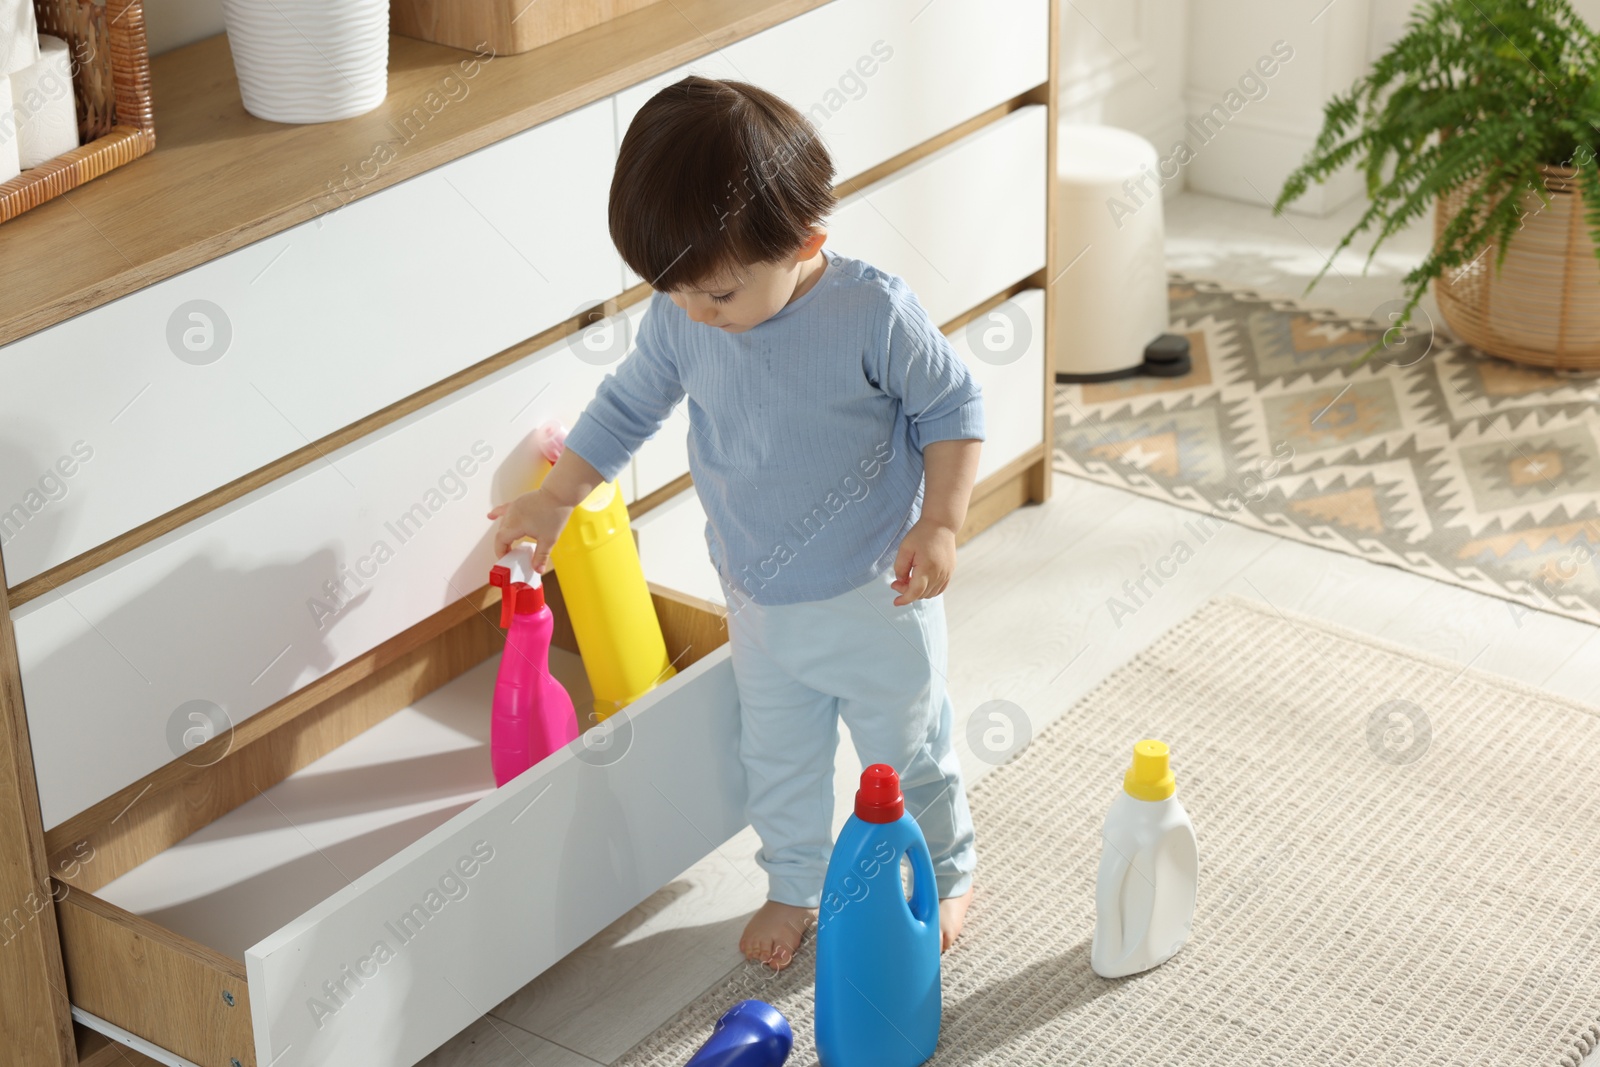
[562,250,985,607]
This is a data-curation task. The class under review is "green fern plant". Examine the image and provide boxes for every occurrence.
[1275,0,1600,359]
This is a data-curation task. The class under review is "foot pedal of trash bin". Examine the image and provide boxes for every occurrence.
[1057,333,1191,383]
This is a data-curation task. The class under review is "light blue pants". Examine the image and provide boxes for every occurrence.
[723,569,977,908]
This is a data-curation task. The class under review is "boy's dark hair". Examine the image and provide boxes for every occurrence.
[610,76,836,291]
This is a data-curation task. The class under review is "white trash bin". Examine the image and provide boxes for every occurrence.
[1056,124,1189,382]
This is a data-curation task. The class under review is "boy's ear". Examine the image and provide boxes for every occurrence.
[799,229,827,257]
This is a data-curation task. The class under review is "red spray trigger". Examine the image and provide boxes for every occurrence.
[489,565,515,628]
[490,546,544,628]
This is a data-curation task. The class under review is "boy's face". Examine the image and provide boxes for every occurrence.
[667,233,826,334]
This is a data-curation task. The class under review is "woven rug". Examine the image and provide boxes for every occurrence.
[614,596,1600,1066]
[1054,277,1600,627]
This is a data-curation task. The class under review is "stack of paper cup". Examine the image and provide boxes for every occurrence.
[0,0,39,181]
[12,35,78,169]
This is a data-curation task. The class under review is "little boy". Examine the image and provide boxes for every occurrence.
[488,76,980,969]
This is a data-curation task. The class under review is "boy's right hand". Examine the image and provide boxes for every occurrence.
[487,490,574,572]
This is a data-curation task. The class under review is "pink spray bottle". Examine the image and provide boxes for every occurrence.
[488,543,578,786]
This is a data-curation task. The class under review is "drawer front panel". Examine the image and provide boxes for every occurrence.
[0,101,620,586]
[631,393,692,502]
[613,0,1048,184]
[612,0,1047,288]
[244,647,745,1067]
[633,486,723,605]
[953,288,1046,482]
[569,300,649,504]
[563,298,682,503]
[596,299,693,503]
[12,314,631,830]
[829,104,1047,329]
[625,108,1047,501]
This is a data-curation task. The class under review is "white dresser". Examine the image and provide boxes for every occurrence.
[0,3,1061,1064]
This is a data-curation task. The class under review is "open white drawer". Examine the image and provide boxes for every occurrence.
[62,587,744,1067]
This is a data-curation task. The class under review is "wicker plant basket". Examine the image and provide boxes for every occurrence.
[1434,164,1600,373]
[0,0,154,224]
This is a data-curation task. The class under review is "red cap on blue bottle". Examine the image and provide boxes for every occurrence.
[854,764,904,823]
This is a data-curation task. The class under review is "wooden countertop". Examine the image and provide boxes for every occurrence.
[0,0,826,347]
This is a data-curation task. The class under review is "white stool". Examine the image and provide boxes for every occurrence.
[1056,124,1188,382]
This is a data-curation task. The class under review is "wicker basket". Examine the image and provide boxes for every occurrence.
[0,0,154,224]
[1434,164,1600,373]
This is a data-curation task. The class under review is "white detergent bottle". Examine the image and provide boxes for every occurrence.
[1090,738,1198,978]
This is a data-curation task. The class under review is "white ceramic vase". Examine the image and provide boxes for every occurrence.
[222,0,388,124]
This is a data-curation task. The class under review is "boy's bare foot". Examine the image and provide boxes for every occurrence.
[939,886,975,952]
[740,900,817,970]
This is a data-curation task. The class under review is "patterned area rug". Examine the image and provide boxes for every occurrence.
[1054,277,1600,626]
[613,596,1600,1065]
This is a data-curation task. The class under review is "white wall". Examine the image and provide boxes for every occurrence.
[1181,0,1371,215]
[1050,0,1374,215]
[1371,0,1600,58]
[1057,0,1190,202]
[1169,0,1600,216]
[145,0,225,56]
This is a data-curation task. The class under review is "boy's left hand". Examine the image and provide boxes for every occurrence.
[891,519,958,605]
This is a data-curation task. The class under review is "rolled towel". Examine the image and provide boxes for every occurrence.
[12,35,78,169]
[0,0,40,76]
[0,74,18,183]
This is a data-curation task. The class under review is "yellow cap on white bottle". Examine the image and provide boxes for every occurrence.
[1122,738,1176,801]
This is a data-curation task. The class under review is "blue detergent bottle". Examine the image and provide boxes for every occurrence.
[815,764,941,1067]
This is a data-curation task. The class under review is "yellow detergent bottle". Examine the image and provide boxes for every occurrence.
[532,422,675,722]
[1090,739,1198,978]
